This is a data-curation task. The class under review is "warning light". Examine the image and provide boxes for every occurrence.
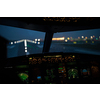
[29,58,32,60]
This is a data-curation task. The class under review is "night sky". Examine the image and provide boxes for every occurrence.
[0,24,100,41]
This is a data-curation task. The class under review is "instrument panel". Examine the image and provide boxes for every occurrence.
[5,53,100,84]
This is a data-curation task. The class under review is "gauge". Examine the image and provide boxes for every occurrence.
[68,69,79,79]
[18,73,29,83]
[91,66,100,77]
[82,69,88,75]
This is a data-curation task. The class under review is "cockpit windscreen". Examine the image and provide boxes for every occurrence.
[0,25,45,58]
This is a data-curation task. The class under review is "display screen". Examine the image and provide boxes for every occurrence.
[68,68,79,79]
[80,68,90,78]
[16,71,29,83]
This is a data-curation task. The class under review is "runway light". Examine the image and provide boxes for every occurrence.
[90,36,93,39]
[14,41,16,44]
[78,37,80,39]
[73,42,77,44]
[96,38,98,40]
[82,36,84,38]
[24,40,27,46]
[38,39,40,41]
[35,41,36,44]
[93,35,95,38]
[35,39,37,41]
[25,50,27,52]
[52,37,65,41]
[11,42,13,44]
[65,40,67,42]
[85,37,87,39]
[25,47,27,49]
[38,42,40,44]
[67,37,70,40]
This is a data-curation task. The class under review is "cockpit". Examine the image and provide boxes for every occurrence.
[0,17,100,84]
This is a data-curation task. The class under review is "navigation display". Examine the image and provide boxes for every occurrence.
[68,68,79,79]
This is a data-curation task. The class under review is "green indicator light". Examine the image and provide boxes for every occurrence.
[58,68,63,69]
[50,83,52,84]
[36,48,38,49]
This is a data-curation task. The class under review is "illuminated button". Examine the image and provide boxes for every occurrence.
[73,55,75,58]
[37,76,41,79]
[29,58,32,60]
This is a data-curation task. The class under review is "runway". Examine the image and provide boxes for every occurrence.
[7,42,100,58]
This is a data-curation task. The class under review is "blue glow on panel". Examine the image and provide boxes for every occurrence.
[37,76,41,79]
[83,69,87,72]
[62,71,63,72]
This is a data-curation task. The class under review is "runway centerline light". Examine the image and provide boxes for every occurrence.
[25,50,27,52]
[25,47,27,49]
